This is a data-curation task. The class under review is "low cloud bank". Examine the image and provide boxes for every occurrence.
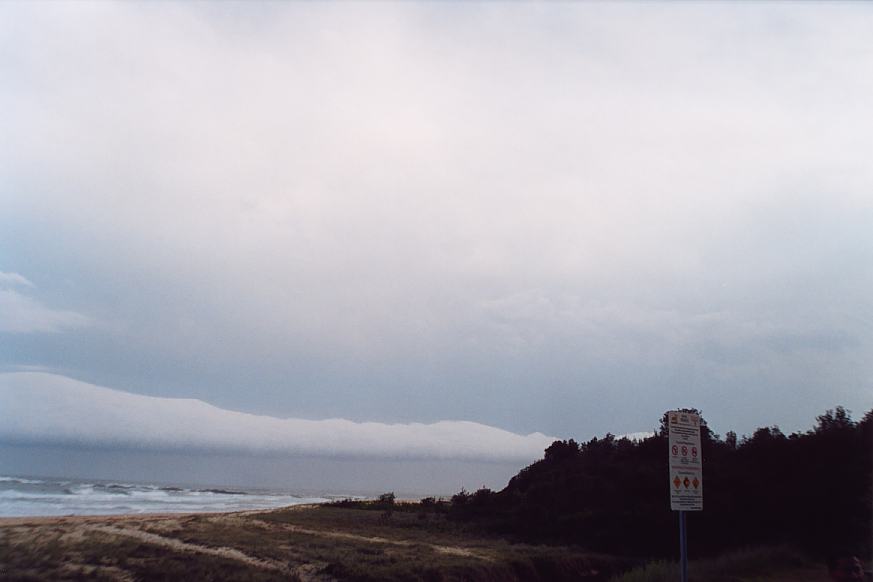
[0,373,555,462]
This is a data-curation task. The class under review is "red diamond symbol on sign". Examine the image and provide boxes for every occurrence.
[692,477,700,489]
[683,477,690,488]
[673,476,681,489]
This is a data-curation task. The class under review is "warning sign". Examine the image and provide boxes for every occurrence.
[668,410,703,511]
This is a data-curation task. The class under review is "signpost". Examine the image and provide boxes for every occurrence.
[668,410,703,582]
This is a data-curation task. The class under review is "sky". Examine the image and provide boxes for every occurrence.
[1,2,872,488]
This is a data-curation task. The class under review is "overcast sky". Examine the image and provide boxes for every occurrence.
[1,2,872,470]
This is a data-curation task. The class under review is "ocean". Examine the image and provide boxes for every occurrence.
[0,475,334,517]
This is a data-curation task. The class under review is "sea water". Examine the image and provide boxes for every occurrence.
[0,475,332,517]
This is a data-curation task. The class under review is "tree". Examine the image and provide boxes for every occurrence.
[378,491,396,518]
[544,439,580,461]
[816,406,855,432]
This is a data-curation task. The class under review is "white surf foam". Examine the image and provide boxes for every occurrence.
[0,475,328,517]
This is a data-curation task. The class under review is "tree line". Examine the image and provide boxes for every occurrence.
[445,406,872,560]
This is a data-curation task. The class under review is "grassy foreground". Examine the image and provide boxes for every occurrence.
[0,503,843,581]
[0,503,629,581]
[612,545,833,582]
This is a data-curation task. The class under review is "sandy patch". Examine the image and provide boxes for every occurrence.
[85,524,294,574]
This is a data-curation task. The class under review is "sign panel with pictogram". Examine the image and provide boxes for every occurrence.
[668,410,703,511]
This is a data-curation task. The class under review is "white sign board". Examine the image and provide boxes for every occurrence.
[668,410,703,511]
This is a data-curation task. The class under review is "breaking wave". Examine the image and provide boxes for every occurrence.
[0,474,330,517]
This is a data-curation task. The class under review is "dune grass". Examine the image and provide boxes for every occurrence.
[0,525,289,582]
[2,508,829,581]
[611,545,828,582]
[1,506,630,581]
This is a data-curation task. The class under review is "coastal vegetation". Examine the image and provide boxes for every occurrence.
[323,406,871,578]
[435,406,871,561]
[0,508,630,581]
[612,545,826,582]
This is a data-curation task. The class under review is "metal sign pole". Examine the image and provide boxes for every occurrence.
[668,410,701,582]
[679,510,688,582]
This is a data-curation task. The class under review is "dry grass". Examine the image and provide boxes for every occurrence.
[2,508,835,581]
[0,522,289,582]
[0,506,624,581]
[610,545,831,582]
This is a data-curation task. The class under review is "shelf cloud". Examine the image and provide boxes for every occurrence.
[0,372,555,463]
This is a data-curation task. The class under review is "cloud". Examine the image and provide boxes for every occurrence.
[0,272,34,288]
[2,3,865,360]
[0,372,555,462]
[0,4,871,437]
[0,273,89,333]
[617,432,655,442]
